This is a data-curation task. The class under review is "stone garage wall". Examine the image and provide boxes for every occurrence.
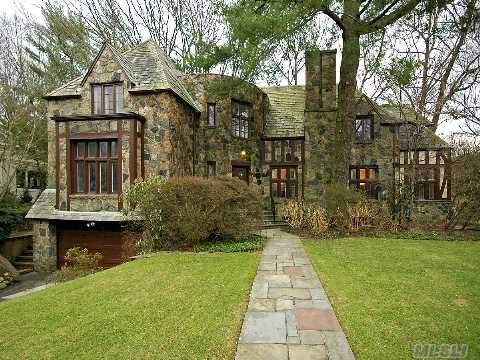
[32,220,57,272]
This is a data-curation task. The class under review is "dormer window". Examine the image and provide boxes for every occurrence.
[92,83,124,114]
[355,115,374,142]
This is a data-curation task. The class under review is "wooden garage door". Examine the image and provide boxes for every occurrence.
[57,221,126,268]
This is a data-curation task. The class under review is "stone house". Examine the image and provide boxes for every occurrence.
[26,40,451,271]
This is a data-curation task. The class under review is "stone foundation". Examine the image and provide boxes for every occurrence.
[32,220,57,272]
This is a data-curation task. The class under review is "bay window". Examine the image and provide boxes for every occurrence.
[72,140,119,194]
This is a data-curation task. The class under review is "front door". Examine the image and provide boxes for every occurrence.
[232,165,249,184]
[270,166,298,198]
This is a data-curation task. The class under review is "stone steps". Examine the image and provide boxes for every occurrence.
[263,210,288,229]
[13,247,34,271]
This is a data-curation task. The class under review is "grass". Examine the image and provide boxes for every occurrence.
[191,234,266,253]
[0,251,258,359]
[304,237,480,360]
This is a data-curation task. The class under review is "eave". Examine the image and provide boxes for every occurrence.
[52,112,146,123]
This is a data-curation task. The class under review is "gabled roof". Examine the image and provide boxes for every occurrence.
[123,40,201,111]
[44,75,83,99]
[262,86,305,138]
[355,94,449,149]
[80,43,139,87]
[45,40,201,112]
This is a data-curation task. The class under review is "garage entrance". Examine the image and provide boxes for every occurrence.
[56,221,126,268]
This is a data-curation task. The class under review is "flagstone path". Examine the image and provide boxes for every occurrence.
[235,228,355,360]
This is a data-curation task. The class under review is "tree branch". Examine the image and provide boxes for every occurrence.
[362,0,421,34]
[322,8,345,31]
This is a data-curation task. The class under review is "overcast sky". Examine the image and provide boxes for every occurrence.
[0,0,466,139]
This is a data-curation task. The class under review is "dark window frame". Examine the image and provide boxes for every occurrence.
[231,99,251,139]
[207,103,216,127]
[91,82,124,115]
[270,165,298,199]
[355,115,374,142]
[349,165,379,198]
[207,161,216,177]
[263,139,303,163]
[71,139,119,194]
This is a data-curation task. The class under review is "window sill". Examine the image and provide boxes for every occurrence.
[70,194,119,199]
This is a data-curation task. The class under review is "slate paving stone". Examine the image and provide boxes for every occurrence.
[282,266,304,275]
[262,274,292,288]
[249,298,276,311]
[239,312,286,343]
[259,262,276,271]
[287,336,300,344]
[250,281,268,299]
[294,309,341,331]
[289,345,329,360]
[286,311,298,337]
[310,288,328,300]
[235,344,288,360]
[293,257,310,265]
[276,299,294,311]
[268,287,311,300]
[292,278,322,289]
[323,331,356,360]
[299,330,327,345]
[294,300,332,310]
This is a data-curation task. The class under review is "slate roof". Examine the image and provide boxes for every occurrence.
[262,86,305,138]
[25,189,128,222]
[45,40,201,112]
[398,125,449,150]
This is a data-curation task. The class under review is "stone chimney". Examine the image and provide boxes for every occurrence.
[304,49,337,202]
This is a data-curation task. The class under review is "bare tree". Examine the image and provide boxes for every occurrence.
[0,15,47,199]
[363,0,480,132]
[70,0,227,73]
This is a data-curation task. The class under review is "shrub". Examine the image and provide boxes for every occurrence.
[123,176,263,250]
[283,192,397,236]
[324,184,364,224]
[282,200,328,235]
[0,208,24,242]
[50,247,103,283]
[305,206,329,236]
[191,235,266,253]
[282,200,306,229]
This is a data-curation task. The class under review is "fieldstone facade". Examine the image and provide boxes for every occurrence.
[27,40,451,271]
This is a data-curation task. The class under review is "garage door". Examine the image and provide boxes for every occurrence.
[57,221,126,268]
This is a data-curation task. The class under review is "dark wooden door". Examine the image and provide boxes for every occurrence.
[232,166,249,184]
[57,221,125,268]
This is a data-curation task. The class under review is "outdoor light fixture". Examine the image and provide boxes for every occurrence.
[240,150,247,158]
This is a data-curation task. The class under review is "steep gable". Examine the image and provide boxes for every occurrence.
[45,40,201,112]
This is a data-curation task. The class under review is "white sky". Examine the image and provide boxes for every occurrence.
[0,0,464,139]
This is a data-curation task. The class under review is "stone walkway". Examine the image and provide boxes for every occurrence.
[235,229,355,360]
[0,272,53,301]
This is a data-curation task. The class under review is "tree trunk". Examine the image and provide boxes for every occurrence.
[331,23,361,186]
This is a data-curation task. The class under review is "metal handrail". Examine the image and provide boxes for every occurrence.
[270,195,276,223]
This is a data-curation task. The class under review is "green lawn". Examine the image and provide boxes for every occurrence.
[0,252,258,359]
[304,238,480,360]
